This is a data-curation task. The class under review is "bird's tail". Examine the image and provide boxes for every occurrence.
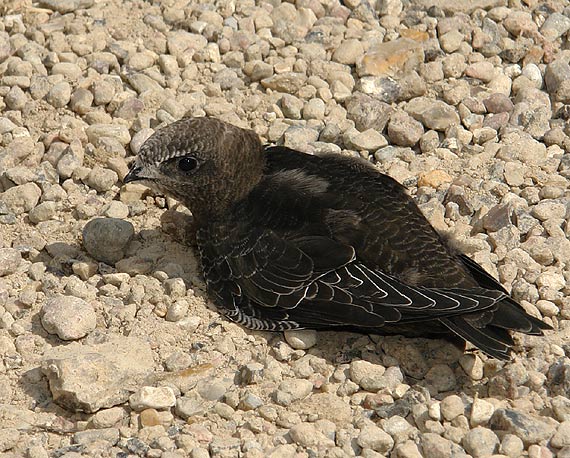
[440,297,551,360]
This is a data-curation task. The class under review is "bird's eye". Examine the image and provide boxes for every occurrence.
[178,156,198,172]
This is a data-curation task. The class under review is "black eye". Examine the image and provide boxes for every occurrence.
[178,156,198,172]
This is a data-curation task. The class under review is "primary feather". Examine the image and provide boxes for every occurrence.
[124,116,551,360]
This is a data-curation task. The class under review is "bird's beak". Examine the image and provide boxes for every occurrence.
[123,164,143,184]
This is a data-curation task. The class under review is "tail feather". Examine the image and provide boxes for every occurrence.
[441,299,552,360]
[440,316,511,360]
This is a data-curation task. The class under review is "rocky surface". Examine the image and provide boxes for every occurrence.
[0,0,570,457]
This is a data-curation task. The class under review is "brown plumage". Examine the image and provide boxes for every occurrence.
[124,116,551,360]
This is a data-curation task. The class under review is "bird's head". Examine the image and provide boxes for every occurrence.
[124,117,265,223]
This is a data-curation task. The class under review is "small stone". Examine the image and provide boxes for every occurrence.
[41,295,97,340]
[387,111,424,147]
[350,360,386,391]
[261,73,307,94]
[348,129,388,151]
[238,392,263,411]
[303,98,325,120]
[0,182,41,215]
[5,86,27,110]
[82,217,135,265]
[551,421,570,448]
[275,379,313,406]
[346,93,393,131]
[418,170,452,189]
[102,201,129,219]
[91,407,125,429]
[72,428,120,446]
[357,425,395,454]
[70,88,93,114]
[462,427,499,458]
[0,249,22,276]
[500,434,524,457]
[332,39,364,65]
[489,409,556,446]
[440,395,464,421]
[39,0,94,13]
[284,330,317,350]
[540,13,570,41]
[86,124,131,146]
[484,93,514,113]
[166,300,189,322]
[465,61,495,83]
[175,392,205,419]
[129,386,176,411]
[536,271,565,291]
[289,422,333,448]
[470,398,495,426]
[46,82,72,108]
[280,94,303,119]
[29,201,57,223]
[420,433,452,458]
[84,166,119,192]
[358,38,424,77]
[406,97,460,131]
[531,201,566,221]
[552,396,570,422]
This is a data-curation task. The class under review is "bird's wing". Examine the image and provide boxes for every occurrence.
[199,222,508,331]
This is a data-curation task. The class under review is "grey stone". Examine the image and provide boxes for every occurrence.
[84,166,119,193]
[274,379,313,406]
[41,336,154,413]
[462,427,499,458]
[0,182,41,214]
[489,409,557,446]
[346,93,393,131]
[387,111,424,147]
[39,0,94,13]
[82,217,135,265]
[72,428,120,446]
[357,425,394,454]
[46,82,72,108]
[405,97,460,131]
[41,295,96,340]
[0,249,21,277]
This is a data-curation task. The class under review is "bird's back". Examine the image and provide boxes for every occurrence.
[248,146,477,289]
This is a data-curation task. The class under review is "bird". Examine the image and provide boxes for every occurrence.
[123,116,551,360]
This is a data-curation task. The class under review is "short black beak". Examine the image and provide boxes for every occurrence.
[123,165,143,184]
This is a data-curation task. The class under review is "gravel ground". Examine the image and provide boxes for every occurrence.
[1,0,570,457]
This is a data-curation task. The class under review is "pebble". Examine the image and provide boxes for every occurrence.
[283,330,318,350]
[274,379,313,406]
[84,166,119,192]
[82,217,135,265]
[470,397,495,426]
[405,97,460,131]
[40,295,97,340]
[357,425,395,454]
[387,111,424,146]
[350,360,386,391]
[129,386,176,411]
[489,409,556,445]
[0,249,22,276]
[462,427,499,458]
[0,182,42,215]
[440,395,464,421]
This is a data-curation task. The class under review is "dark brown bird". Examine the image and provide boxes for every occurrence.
[124,116,550,360]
